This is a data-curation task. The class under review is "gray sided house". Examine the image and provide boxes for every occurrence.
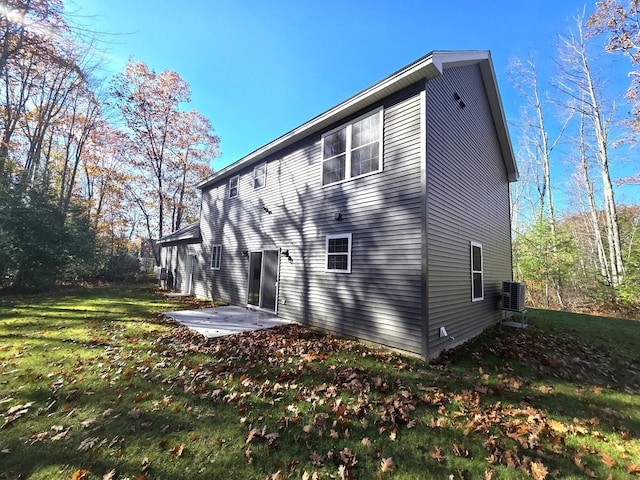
[159,50,518,360]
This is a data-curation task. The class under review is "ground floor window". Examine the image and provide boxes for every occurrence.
[326,233,352,273]
[211,244,222,270]
[471,241,483,301]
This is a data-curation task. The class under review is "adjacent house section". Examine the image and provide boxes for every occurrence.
[157,223,203,295]
[159,50,518,360]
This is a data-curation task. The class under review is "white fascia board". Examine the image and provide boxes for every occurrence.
[476,57,519,182]
[157,223,201,244]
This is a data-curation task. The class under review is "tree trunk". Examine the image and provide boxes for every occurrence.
[579,114,611,285]
[578,23,625,287]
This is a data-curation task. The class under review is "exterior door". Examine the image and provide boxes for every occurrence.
[247,250,279,311]
[184,254,195,295]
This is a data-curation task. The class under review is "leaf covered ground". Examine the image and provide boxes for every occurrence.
[0,285,639,479]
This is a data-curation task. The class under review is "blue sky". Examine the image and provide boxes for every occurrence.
[70,0,638,206]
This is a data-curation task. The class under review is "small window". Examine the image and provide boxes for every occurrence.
[471,241,483,301]
[253,163,266,189]
[211,244,222,270]
[326,233,352,273]
[322,109,382,186]
[229,175,239,198]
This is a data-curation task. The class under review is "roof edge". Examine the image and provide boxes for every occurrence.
[198,50,517,189]
[157,222,202,245]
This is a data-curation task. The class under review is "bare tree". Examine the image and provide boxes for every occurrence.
[555,12,625,288]
[509,54,573,307]
[509,54,573,229]
[577,110,611,285]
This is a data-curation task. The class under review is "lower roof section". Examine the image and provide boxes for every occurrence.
[157,222,202,245]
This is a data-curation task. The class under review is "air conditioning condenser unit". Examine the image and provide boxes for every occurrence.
[502,281,526,312]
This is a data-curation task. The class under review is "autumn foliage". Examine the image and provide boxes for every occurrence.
[0,1,220,291]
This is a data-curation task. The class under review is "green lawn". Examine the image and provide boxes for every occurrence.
[0,286,639,479]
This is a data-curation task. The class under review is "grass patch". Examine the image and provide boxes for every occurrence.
[0,285,639,479]
[527,308,640,361]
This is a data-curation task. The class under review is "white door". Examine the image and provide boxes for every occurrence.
[184,255,196,295]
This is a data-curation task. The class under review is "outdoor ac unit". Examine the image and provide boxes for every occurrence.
[502,281,526,312]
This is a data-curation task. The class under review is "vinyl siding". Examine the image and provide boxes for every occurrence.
[161,55,516,361]
[200,84,425,354]
[425,64,512,359]
[159,241,207,296]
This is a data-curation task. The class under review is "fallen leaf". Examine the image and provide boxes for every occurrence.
[380,457,395,473]
[103,469,116,480]
[598,451,616,468]
[51,427,70,441]
[6,402,34,416]
[430,445,445,463]
[338,464,347,480]
[81,417,96,429]
[453,442,470,458]
[246,427,259,444]
[78,437,100,451]
[531,460,548,480]
[71,470,91,480]
[128,408,142,419]
[310,450,324,467]
[170,443,185,457]
[628,464,640,475]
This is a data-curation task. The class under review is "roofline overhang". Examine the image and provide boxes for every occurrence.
[197,50,517,190]
[157,222,202,245]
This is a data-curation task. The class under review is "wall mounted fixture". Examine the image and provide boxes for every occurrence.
[242,250,249,257]
[262,206,272,214]
[281,249,293,261]
[459,101,466,108]
[334,212,343,221]
[453,92,460,101]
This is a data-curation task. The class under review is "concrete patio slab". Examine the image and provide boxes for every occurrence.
[163,305,290,339]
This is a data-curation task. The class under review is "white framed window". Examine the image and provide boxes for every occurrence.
[229,175,239,198]
[325,233,352,273]
[321,108,383,186]
[471,241,483,301]
[211,244,222,270]
[253,163,266,189]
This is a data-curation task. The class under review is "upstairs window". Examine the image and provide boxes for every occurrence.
[229,175,239,198]
[471,241,484,301]
[254,163,266,189]
[322,109,382,186]
[326,233,352,273]
[211,244,222,270]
